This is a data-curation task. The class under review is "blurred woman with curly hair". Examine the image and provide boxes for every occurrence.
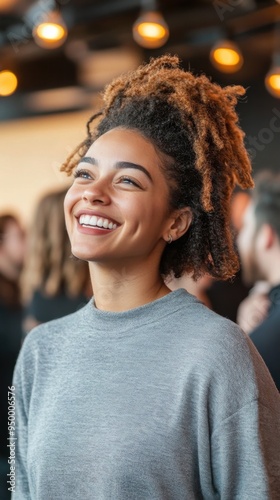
[13,55,280,500]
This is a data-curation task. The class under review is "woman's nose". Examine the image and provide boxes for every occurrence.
[82,179,111,205]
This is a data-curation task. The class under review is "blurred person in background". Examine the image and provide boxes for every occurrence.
[21,188,91,336]
[237,280,270,334]
[0,215,25,499]
[237,171,280,390]
[171,189,252,315]
[205,187,251,321]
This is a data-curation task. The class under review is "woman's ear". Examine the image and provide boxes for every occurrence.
[164,208,192,243]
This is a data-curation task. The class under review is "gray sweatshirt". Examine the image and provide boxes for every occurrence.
[12,289,280,499]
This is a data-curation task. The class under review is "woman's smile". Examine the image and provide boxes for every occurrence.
[75,209,121,236]
[78,214,118,230]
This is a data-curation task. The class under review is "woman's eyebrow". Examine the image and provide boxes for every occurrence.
[78,156,97,166]
[115,161,152,181]
[78,157,152,181]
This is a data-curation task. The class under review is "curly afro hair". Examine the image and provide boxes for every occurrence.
[61,55,254,280]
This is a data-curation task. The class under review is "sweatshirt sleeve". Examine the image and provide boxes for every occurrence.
[11,343,32,499]
[200,317,280,500]
[211,396,280,499]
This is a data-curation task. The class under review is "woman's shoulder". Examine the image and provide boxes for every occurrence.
[169,288,245,340]
[170,289,261,378]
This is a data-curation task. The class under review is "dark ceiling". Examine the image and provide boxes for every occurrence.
[1,0,280,120]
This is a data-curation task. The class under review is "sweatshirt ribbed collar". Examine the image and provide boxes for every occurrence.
[80,288,195,334]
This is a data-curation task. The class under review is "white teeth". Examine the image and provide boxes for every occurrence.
[89,215,97,226]
[102,219,109,229]
[79,214,117,230]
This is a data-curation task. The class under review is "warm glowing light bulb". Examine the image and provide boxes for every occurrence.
[213,48,240,66]
[137,22,166,40]
[265,67,280,98]
[268,74,280,90]
[36,22,65,42]
[0,70,18,96]
[210,40,243,73]
[33,11,67,49]
[133,11,169,49]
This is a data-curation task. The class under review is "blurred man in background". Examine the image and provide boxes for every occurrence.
[237,172,280,391]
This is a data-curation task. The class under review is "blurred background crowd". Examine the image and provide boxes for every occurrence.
[1,0,280,498]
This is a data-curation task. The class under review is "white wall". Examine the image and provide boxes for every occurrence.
[0,110,95,226]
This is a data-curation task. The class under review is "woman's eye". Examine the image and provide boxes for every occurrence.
[73,169,92,180]
[119,176,140,187]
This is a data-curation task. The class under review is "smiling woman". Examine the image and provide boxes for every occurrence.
[12,55,280,500]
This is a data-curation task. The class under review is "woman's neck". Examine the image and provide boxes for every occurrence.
[89,262,171,312]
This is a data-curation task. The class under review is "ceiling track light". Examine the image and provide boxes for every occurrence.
[33,9,68,49]
[210,39,244,73]
[133,0,169,49]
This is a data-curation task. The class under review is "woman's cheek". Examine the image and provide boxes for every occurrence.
[64,185,78,212]
[64,187,77,229]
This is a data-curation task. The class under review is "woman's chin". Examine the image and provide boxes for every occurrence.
[70,247,94,262]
